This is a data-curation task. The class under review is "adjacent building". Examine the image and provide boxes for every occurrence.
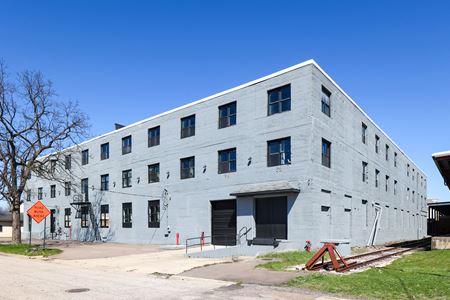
[24,60,427,249]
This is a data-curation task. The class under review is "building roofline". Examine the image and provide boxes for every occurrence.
[44,59,425,175]
[432,150,450,158]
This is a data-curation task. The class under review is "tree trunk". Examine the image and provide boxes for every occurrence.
[11,198,22,244]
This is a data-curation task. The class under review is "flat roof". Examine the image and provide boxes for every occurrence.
[43,59,424,174]
[428,201,450,215]
[432,152,450,189]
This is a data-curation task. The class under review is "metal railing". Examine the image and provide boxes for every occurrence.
[185,227,252,254]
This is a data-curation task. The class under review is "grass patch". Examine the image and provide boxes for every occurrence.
[288,250,450,299]
[0,244,62,257]
[257,250,318,271]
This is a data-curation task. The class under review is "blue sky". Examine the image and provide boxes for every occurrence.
[1,0,449,201]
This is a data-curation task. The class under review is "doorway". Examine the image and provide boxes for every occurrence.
[211,200,236,246]
[255,197,287,239]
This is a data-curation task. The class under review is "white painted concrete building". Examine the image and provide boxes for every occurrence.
[23,60,427,250]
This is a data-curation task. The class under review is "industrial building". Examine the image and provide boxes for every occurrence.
[23,60,427,251]
[429,152,450,237]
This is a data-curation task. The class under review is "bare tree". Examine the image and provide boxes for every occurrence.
[0,60,89,244]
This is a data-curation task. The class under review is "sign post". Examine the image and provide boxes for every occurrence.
[27,200,50,249]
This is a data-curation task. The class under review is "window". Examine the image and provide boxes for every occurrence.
[81,178,89,201]
[101,174,109,191]
[375,135,380,153]
[148,126,160,147]
[321,139,331,168]
[122,202,132,228]
[81,149,89,165]
[362,162,368,182]
[148,200,160,228]
[80,206,89,228]
[65,155,71,170]
[321,85,331,117]
[122,135,132,155]
[268,85,291,115]
[412,169,415,181]
[375,169,380,187]
[26,189,31,201]
[64,182,71,196]
[50,160,56,174]
[180,157,195,179]
[37,187,43,200]
[181,115,195,138]
[407,164,410,176]
[148,163,160,183]
[407,187,410,201]
[385,144,389,161]
[122,169,132,188]
[267,137,291,167]
[100,205,109,228]
[394,180,398,195]
[394,152,398,167]
[218,148,237,174]
[50,185,56,198]
[218,101,237,128]
[361,123,367,144]
[385,175,389,192]
[101,143,109,160]
[64,208,71,228]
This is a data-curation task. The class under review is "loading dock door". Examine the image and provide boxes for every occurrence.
[255,197,287,239]
[211,200,236,246]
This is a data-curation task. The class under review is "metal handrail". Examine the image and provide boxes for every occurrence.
[186,233,240,254]
[237,226,252,244]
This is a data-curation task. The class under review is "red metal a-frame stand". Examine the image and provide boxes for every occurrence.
[304,243,350,271]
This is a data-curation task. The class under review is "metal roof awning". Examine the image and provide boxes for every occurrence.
[230,181,300,197]
[432,151,450,189]
[428,201,450,216]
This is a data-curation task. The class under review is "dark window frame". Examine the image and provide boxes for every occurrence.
[375,135,380,153]
[81,178,89,201]
[64,208,71,228]
[268,84,291,116]
[385,144,390,161]
[122,169,132,188]
[361,123,367,144]
[65,155,72,170]
[218,148,237,174]
[148,200,160,228]
[181,115,196,138]
[37,187,43,200]
[180,156,195,179]
[100,143,110,160]
[375,169,380,187]
[80,206,89,228]
[321,85,331,117]
[362,161,368,182]
[267,137,291,167]
[100,204,109,228]
[50,185,56,198]
[218,101,237,129]
[122,135,132,155]
[122,202,132,228]
[100,174,109,191]
[64,182,71,196]
[321,139,331,168]
[148,126,161,147]
[148,163,160,183]
[81,150,89,165]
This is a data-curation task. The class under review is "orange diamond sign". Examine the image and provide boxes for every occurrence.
[27,200,50,224]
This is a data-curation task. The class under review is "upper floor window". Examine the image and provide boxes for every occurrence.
[375,135,380,153]
[181,115,195,138]
[148,126,160,147]
[50,185,56,198]
[218,101,237,128]
[268,85,291,115]
[321,86,331,117]
[81,150,89,165]
[148,163,160,183]
[385,175,390,192]
[100,174,109,191]
[375,169,380,187]
[100,204,109,228]
[65,182,71,196]
[267,137,291,167]
[65,155,71,170]
[148,200,160,228]
[122,169,132,188]
[50,160,56,174]
[26,189,31,201]
[385,144,389,161]
[362,162,368,182]
[407,164,410,176]
[180,156,195,179]
[81,178,89,200]
[122,202,132,228]
[122,136,132,155]
[394,180,398,195]
[361,123,367,144]
[412,169,415,181]
[218,148,237,174]
[37,187,43,200]
[101,143,109,160]
[321,139,331,168]
[394,152,398,167]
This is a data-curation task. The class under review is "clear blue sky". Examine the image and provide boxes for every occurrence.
[1,0,449,201]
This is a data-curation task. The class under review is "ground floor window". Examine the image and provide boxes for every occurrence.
[122,202,132,228]
[64,208,71,228]
[100,204,109,228]
[148,200,160,228]
[80,206,89,228]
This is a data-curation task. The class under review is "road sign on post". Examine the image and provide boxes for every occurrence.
[27,200,50,249]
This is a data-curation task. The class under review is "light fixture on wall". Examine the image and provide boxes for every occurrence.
[137,176,140,184]
[248,157,252,166]
[113,181,116,187]
[203,165,207,173]
[166,171,170,179]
